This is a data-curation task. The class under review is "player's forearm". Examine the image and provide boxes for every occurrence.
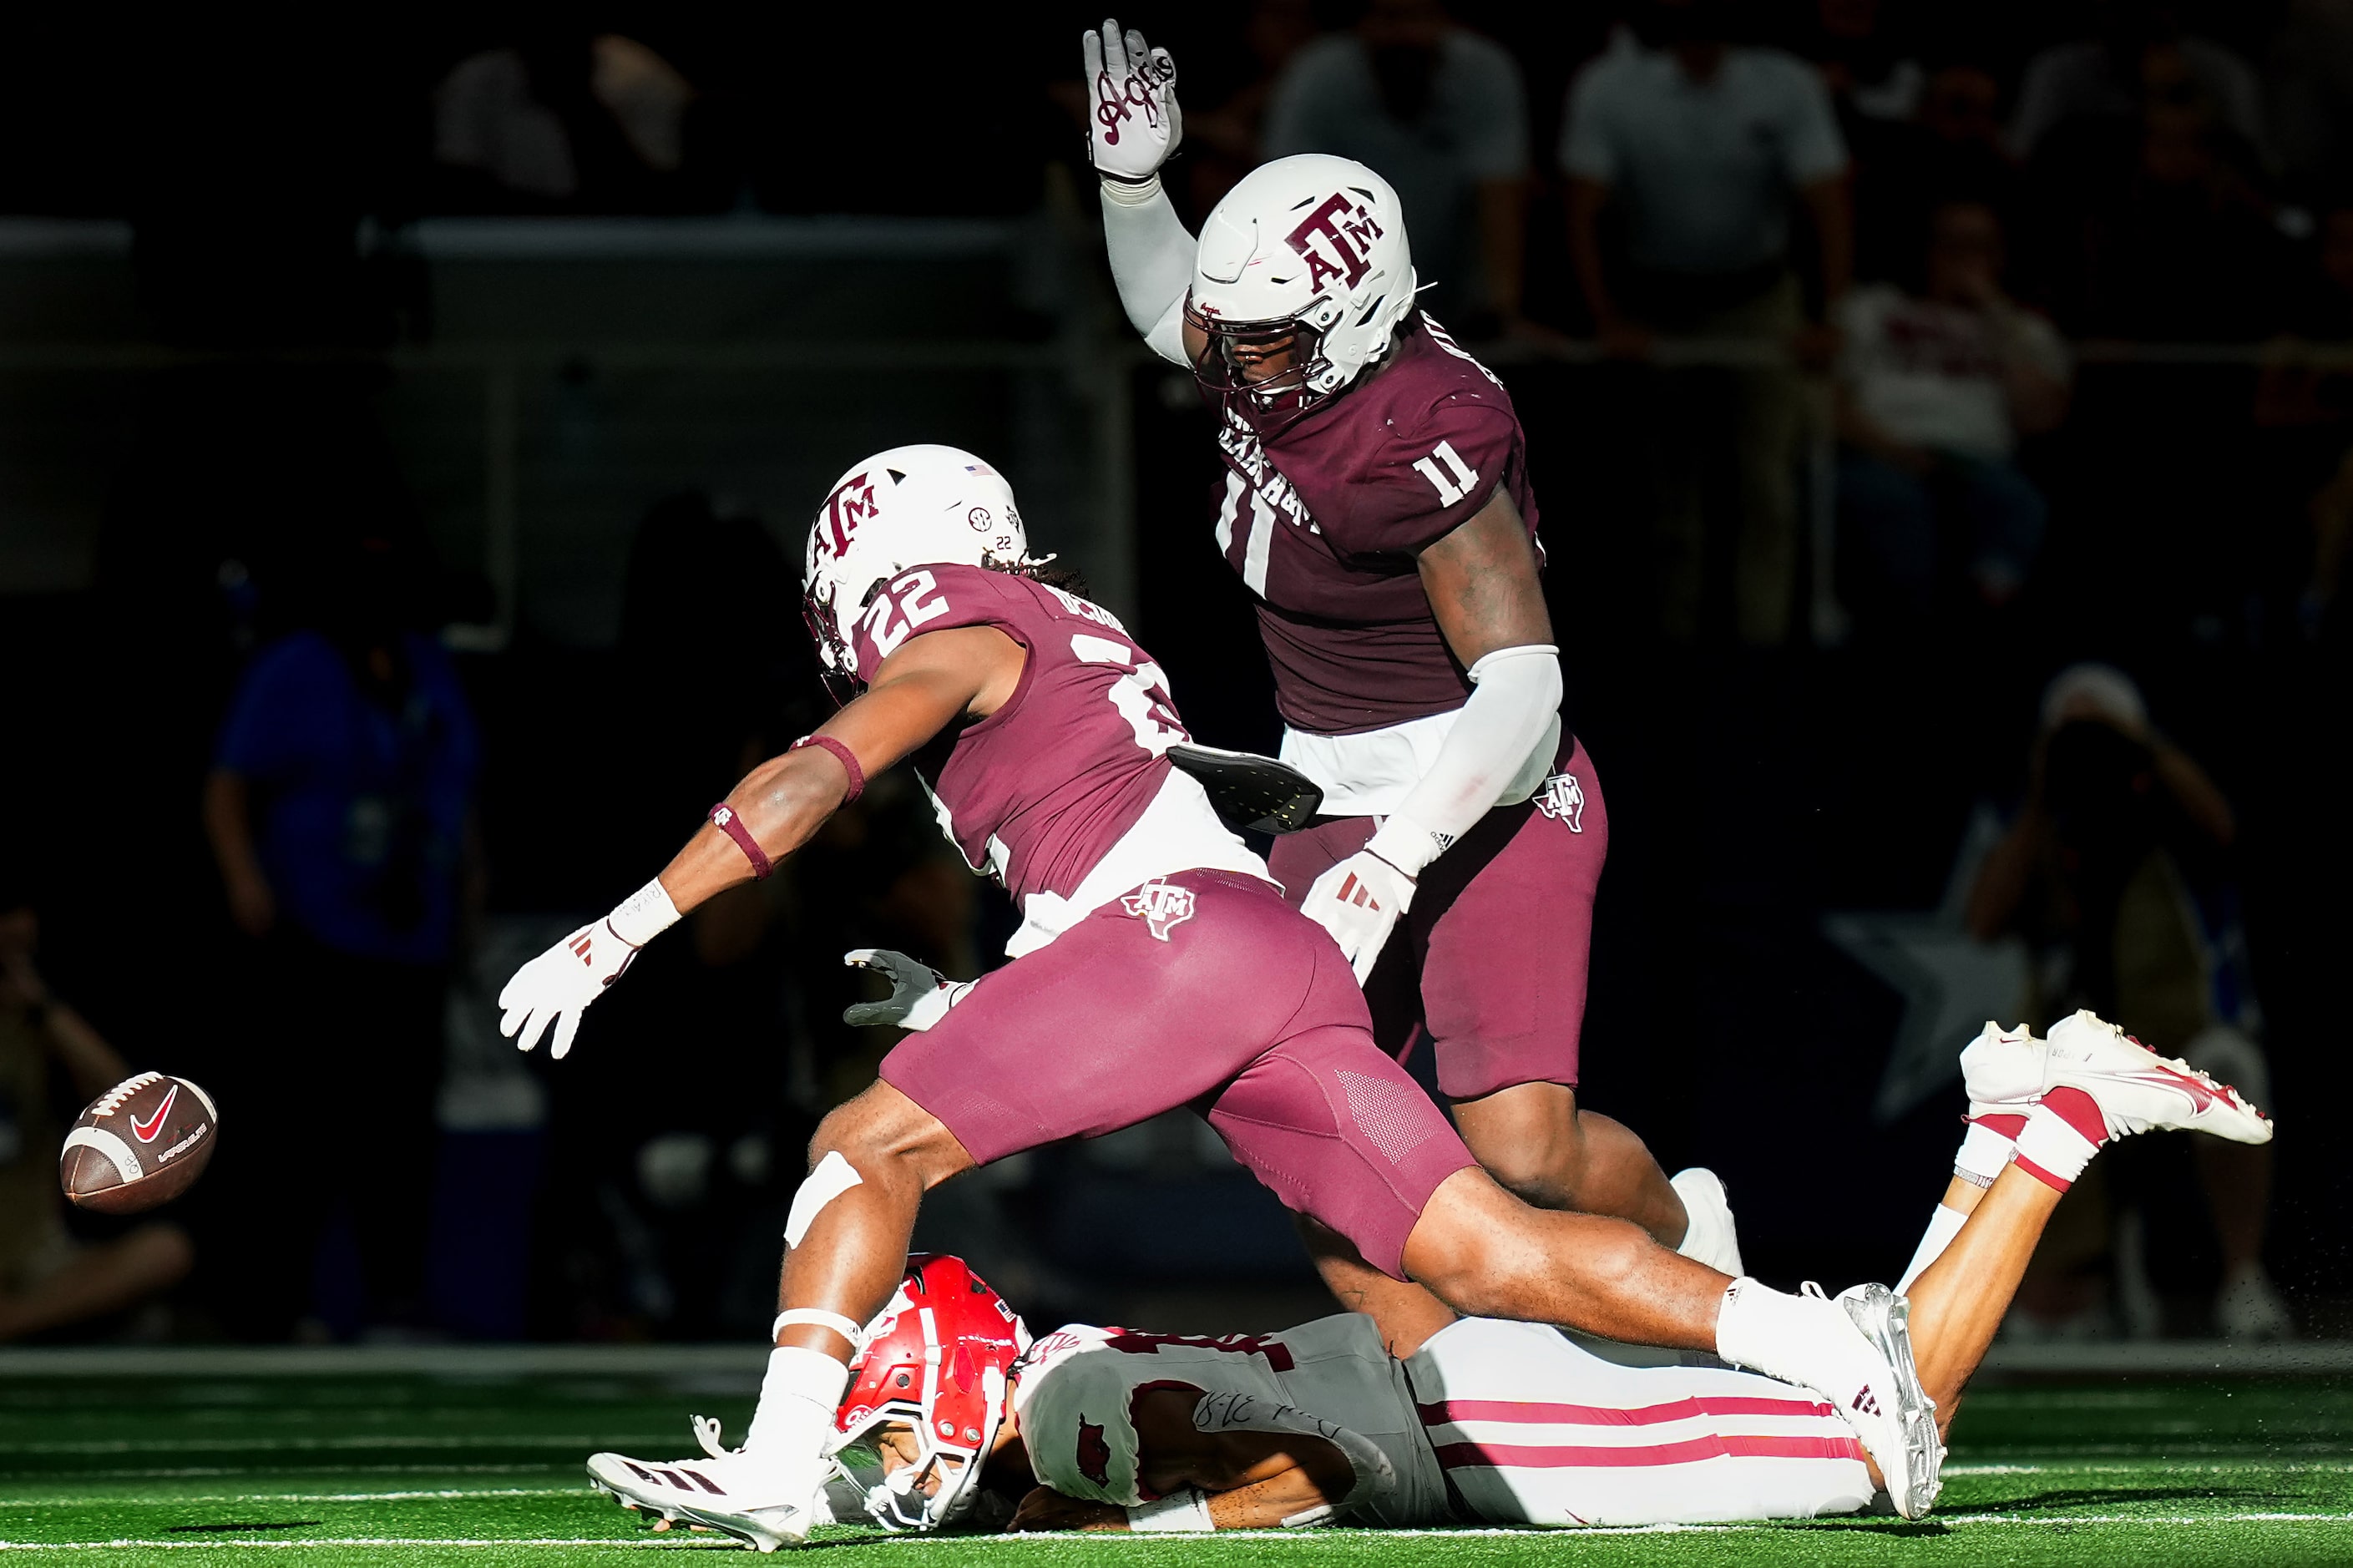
[654,748,853,916]
[1203,1469,1341,1529]
[1371,647,1561,878]
[1100,175,1195,363]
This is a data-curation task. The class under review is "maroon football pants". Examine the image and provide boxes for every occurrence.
[1267,734,1606,1102]
[879,868,1476,1278]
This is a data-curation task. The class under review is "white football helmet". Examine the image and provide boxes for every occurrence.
[1186,154,1418,424]
[802,445,1043,702]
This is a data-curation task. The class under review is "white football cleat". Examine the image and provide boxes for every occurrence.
[1834,1282,1944,1520]
[1669,1167,1745,1277]
[1748,1282,1941,1520]
[1958,1020,2042,1120]
[1966,1010,2272,1144]
[588,1422,827,1552]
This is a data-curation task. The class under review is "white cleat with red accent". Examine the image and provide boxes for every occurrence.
[587,1424,827,1552]
[1962,1010,2273,1144]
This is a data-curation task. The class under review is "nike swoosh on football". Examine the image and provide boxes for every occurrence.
[131,1084,180,1144]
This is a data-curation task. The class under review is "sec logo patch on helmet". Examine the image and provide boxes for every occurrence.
[1121,879,1197,941]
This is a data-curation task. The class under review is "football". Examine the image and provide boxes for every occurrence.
[58,1072,220,1214]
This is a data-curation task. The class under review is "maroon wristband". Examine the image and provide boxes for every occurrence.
[790,734,866,802]
[707,802,773,881]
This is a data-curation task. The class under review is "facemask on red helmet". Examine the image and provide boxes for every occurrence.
[828,1254,1030,1531]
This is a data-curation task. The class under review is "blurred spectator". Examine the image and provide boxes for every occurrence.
[2267,0,2353,204]
[200,536,480,1338]
[1967,665,2290,1340]
[1802,0,1925,132]
[1561,0,1851,645]
[1851,62,2022,285]
[0,896,194,1343]
[2302,426,2353,635]
[1264,0,1533,330]
[1834,199,2068,630]
[2009,1,2266,164]
[433,24,707,213]
[1179,0,1318,218]
[2036,41,2286,339]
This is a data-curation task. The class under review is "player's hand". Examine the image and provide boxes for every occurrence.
[842,948,973,1031]
[498,921,640,1060]
[1299,851,1414,984]
[1082,18,1181,182]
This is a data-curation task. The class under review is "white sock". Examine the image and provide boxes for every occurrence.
[1954,1119,2019,1187]
[741,1345,850,1458]
[1713,1277,1824,1381]
[1895,1118,2022,1294]
[1896,1204,1967,1295]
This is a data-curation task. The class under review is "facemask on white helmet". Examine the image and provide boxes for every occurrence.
[801,445,1049,705]
[1184,154,1418,432]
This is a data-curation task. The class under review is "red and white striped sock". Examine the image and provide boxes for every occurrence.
[2011,1088,2108,1192]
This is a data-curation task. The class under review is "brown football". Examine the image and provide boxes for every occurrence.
[59,1072,220,1214]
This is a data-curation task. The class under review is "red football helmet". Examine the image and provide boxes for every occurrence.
[830,1254,1030,1530]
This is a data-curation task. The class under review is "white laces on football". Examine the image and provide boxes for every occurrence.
[91,1073,163,1117]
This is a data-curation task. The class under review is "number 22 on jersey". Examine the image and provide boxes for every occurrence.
[862,569,950,660]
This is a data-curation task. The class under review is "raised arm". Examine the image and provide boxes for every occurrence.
[1085,19,1193,365]
[498,625,1025,1058]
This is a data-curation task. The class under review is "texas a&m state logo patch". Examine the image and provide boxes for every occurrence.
[1534,771,1586,832]
[1121,879,1196,941]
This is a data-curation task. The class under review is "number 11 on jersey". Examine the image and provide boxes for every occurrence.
[1412,440,1480,508]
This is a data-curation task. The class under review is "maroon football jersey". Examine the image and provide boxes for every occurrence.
[846,564,1195,907]
[1204,316,1542,736]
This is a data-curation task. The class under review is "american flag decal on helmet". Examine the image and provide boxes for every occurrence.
[1121,879,1197,941]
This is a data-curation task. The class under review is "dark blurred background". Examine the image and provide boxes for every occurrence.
[0,0,2347,1350]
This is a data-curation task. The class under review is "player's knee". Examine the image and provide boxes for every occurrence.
[807,1082,965,1192]
[1465,1117,1591,1211]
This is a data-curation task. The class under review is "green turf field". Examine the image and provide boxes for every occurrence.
[3,1366,2350,1565]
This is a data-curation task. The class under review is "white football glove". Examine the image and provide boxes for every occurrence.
[1299,852,1416,985]
[843,948,974,1031]
[499,919,641,1060]
[1082,18,1181,182]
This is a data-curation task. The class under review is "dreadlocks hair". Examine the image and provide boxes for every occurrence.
[988,556,1091,600]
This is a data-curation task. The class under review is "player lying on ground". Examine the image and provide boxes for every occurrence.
[498,444,1939,1549]
[1081,19,1713,1267]
[791,1010,2270,1535]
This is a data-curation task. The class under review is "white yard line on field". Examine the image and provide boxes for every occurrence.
[0,1490,578,1509]
[7,1514,2353,1550]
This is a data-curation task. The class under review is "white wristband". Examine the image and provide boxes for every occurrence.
[1100,171,1165,206]
[1126,1488,1214,1533]
[607,878,682,948]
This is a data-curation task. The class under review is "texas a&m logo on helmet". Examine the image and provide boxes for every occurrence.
[1286,193,1385,294]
